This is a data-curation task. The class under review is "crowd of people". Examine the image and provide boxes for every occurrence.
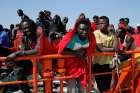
[0,9,140,93]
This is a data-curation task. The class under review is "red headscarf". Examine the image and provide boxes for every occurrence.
[91,22,97,31]
[58,19,96,55]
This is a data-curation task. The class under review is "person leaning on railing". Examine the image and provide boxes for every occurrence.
[114,27,140,93]
[58,18,96,93]
[92,16,118,92]
[5,19,40,93]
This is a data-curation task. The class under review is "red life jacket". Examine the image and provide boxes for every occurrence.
[37,27,60,55]
[132,34,140,47]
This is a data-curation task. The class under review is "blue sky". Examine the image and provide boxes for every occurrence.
[0,0,140,29]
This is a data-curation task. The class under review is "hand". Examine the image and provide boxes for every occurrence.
[55,32,63,38]
[75,49,86,59]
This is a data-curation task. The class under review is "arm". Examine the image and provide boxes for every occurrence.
[16,35,40,56]
[7,31,41,58]
[123,35,136,50]
[62,48,86,59]
[96,34,118,52]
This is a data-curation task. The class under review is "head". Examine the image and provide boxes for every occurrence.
[38,11,45,19]
[98,16,109,33]
[21,20,36,36]
[119,18,125,23]
[118,18,127,30]
[62,17,68,24]
[93,15,99,24]
[10,24,14,30]
[0,24,4,31]
[78,13,86,20]
[52,14,61,24]
[75,18,91,40]
[44,10,51,16]
[17,9,24,16]
[124,18,129,25]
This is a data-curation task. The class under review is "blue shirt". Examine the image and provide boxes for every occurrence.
[0,31,10,48]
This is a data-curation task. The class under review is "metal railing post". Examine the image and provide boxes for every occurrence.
[32,58,38,93]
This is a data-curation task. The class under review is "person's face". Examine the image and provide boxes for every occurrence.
[22,22,31,35]
[77,23,89,40]
[98,19,108,31]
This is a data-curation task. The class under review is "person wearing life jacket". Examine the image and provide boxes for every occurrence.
[124,18,135,35]
[114,37,140,93]
[91,15,99,31]
[132,24,140,48]
[114,26,140,93]
[117,18,133,51]
[58,18,96,93]
[36,14,67,93]
[6,19,39,93]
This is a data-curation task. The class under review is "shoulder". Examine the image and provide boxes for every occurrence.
[93,30,102,37]
[1,31,8,35]
[93,30,101,34]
